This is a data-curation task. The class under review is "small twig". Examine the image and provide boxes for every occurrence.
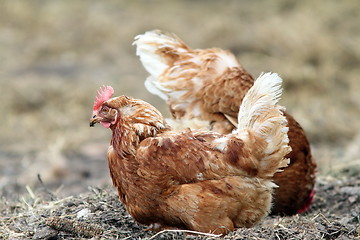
[120,236,132,240]
[347,224,360,235]
[42,196,74,210]
[275,232,281,240]
[25,185,36,200]
[311,212,320,221]
[311,212,331,225]
[272,216,287,229]
[276,224,287,230]
[37,174,56,199]
[21,197,32,210]
[319,212,331,224]
[148,229,222,240]
[55,184,65,196]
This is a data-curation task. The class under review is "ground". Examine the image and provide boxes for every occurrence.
[1,176,359,239]
[0,1,359,239]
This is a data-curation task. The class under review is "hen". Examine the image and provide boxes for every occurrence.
[134,30,317,215]
[90,73,291,234]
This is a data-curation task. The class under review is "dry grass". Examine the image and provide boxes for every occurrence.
[0,176,358,239]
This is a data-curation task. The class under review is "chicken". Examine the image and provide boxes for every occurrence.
[134,30,317,215]
[89,73,291,234]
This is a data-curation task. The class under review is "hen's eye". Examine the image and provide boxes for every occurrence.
[102,107,109,114]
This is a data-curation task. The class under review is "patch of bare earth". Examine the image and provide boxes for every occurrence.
[0,176,358,239]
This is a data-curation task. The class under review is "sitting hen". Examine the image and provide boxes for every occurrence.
[134,30,317,215]
[90,73,291,234]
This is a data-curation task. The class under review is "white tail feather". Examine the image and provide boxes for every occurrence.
[237,72,291,177]
[134,30,185,78]
[238,72,283,131]
[134,30,241,106]
[134,30,192,102]
[144,76,169,101]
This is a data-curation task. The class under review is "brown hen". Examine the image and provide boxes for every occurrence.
[90,73,291,234]
[134,30,317,215]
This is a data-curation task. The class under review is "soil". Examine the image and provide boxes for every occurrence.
[0,176,359,239]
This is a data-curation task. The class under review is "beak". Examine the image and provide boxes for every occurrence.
[90,115,101,127]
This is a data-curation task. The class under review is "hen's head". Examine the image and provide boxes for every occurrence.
[90,86,168,137]
[90,86,116,128]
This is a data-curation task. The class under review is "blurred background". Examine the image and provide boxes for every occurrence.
[1,0,359,198]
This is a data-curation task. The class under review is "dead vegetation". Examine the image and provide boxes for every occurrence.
[0,176,359,239]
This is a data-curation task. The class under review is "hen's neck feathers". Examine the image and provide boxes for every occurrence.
[107,96,169,157]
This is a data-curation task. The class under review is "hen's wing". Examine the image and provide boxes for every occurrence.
[134,131,276,234]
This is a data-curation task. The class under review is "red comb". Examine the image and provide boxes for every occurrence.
[93,85,114,111]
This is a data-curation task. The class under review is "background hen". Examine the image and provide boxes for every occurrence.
[134,30,317,215]
[90,73,291,234]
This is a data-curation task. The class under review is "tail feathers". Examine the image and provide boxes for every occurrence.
[134,30,195,102]
[133,30,191,79]
[144,76,170,101]
[134,30,242,105]
[237,72,291,178]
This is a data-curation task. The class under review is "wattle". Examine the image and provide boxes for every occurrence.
[297,188,315,214]
[101,122,111,128]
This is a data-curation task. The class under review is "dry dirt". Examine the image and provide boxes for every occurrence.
[0,176,359,239]
[0,0,359,239]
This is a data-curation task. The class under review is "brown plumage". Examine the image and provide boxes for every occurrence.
[90,73,291,234]
[134,30,317,215]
